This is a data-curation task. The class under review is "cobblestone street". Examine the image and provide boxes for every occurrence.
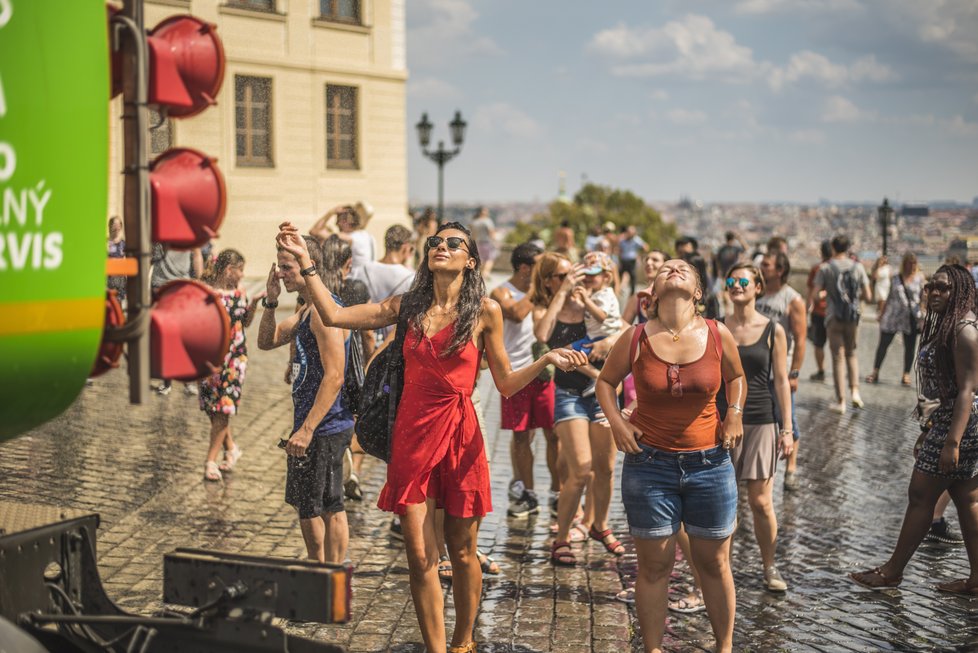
[2,308,977,652]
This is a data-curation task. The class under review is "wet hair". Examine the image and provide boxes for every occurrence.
[279,235,324,272]
[764,251,791,284]
[725,262,765,293]
[831,235,850,254]
[530,252,570,308]
[820,240,832,260]
[511,242,543,269]
[320,235,352,295]
[919,264,977,400]
[400,221,484,358]
[203,249,244,285]
[384,224,414,252]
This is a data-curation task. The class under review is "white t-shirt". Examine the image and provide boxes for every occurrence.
[349,230,376,274]
[496,281,535,369]
[585,286,622,339]
[360,261,414,303]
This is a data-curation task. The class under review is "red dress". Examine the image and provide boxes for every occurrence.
[377,322,492,518]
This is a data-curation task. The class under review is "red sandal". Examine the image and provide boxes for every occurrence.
[550,540,576,566]
[589,526,625,556]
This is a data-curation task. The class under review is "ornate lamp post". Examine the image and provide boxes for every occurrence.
[878,197,894,257]
[416,110,466,223]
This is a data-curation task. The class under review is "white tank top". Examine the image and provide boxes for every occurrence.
[499,281,535,370]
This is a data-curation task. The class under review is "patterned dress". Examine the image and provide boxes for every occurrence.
[199,289,249,415]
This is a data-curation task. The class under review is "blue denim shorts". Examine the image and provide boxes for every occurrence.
[620,443,737,540]
[553,386,603,425]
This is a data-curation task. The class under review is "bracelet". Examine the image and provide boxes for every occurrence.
[261,297,279,309]
[780,429,793,437]
[299,264,318,277]
[729,403,743,415]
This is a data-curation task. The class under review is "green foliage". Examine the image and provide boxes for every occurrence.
[505,183,676,252]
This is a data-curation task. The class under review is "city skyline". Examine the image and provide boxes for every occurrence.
[406,0,978,205]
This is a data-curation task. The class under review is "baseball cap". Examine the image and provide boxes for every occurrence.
[583,252,613,275]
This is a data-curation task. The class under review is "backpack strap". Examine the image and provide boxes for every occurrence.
[705,318,722,360]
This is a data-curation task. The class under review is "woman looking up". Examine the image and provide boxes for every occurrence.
[275,221,587,653]
[594,258,746,653]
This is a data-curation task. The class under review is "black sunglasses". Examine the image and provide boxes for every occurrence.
[427,235,469,252]
[924,282,952,294]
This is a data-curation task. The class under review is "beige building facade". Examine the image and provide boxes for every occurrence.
[109,0,408,272]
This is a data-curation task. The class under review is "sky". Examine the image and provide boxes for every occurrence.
[405,0,978,205]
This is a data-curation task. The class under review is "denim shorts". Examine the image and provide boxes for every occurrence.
[620,443,737,540]
[553,386,603,425]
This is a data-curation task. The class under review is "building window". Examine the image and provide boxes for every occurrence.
[149,109,173,157]
[235,75,273,167]
[227,0,276,11]
[320,0,360,23]
[326,85,358,169]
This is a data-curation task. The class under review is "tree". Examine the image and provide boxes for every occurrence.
[506,183,676,252]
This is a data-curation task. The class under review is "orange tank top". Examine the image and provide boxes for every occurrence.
[628,320,723,452]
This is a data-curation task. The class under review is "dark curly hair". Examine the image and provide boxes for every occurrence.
[919,264,978,399]
[399,221,485,358]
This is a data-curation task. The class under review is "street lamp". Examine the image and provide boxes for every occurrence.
[878,197,894,257]
[416,110,466,223]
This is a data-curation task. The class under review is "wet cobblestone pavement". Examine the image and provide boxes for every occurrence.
[2,309,977,652]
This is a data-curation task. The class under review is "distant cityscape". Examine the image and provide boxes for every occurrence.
[412,196,978,271]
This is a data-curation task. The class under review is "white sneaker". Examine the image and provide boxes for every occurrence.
[764,565,788,592]
[184,383,199,396]
[829,401,847,414]
[851,391,864,409]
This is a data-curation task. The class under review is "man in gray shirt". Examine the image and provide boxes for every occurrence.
[359,225,416,343]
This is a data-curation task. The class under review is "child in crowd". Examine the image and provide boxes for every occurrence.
[199,249,262,481]
[573,252,622,407]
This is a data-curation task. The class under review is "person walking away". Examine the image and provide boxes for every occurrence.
[814,235,871,414]
[257,236,355,565]
[723,264,794,591]
[594,257,746,653]
[489,243,559,518]
[756,251,806,490]
[198,250,261,481]
[470,207,498,277]
[850,264,978,594]
[806,240,832,382]
[277,221,586,653]
[618,225,649,298]
[865,252,925,386]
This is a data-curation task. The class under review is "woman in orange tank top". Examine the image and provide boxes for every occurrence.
[596,258,746,653]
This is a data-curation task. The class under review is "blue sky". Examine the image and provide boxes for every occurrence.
[405,0,978,205]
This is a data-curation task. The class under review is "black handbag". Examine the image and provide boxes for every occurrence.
[355,315,409,462]
[341,329,365,413]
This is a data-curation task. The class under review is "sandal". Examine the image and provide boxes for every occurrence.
[476,550,499,575]
[614,587,635,604]
[550,540,576,566]
[668,592,706,614]
[438,555,453,583]
[865,372,879,384]
[448,643,477,653]
[203,461,222,482]
[588,526,625,556]
[936,578,978,596]
[849,566,902,590]
[569,521,589,542]
[218,445,242,473]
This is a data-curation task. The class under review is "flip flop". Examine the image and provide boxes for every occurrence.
[849,567,902,590]
[936,578,978,596]
[668,593,706,613]
[476,550,500,575]
[438,555,453,583]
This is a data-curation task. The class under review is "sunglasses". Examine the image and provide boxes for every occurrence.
[726,277,752,289]
[667,364,683,398]
[426,235,469,252]
[924,282,952,294]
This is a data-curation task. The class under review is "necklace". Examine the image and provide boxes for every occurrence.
[661,316,696,342]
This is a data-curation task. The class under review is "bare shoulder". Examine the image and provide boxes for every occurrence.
[489,284,511,302]
[481,296,502,320]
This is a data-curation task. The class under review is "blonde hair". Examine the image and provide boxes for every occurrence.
[530,252,570,307]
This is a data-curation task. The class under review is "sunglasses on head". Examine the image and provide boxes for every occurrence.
[426,235,469,251]
[726,277,752,289]
[924,282,952,294]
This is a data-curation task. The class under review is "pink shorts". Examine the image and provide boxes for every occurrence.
[501,378,555,431]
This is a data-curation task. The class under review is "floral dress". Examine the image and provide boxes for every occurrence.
[199,289,249,415]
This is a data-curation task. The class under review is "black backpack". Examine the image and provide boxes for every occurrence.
[341,330,365,414]
[354,315,409,462]
[833,262,862,323]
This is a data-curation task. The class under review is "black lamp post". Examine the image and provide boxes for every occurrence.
[878,197,894,257]
[416,110,466,223]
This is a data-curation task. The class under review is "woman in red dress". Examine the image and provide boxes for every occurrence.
[277,221,587,653]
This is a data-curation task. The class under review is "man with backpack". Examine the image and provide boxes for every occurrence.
[814,235,872,414]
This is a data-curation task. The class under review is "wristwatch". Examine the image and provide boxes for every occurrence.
[788,370,800,380]
[299,264,318,277]
[262,297,279,309]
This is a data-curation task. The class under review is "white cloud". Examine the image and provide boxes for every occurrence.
[588,15,758,81]
[407,77,460,100]
[820,96,877,123]
[788,129,826,144]
[407,0,503,68]
[666,108,708,125]
[649,89,670,101]
[768,52,896,90]
[472,103,542,140]
[735,0,860,14]
[944,115,978,137]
